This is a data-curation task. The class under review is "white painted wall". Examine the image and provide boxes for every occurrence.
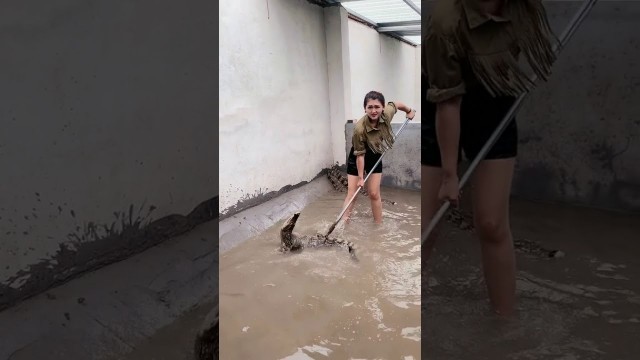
[325,6,353,167]
[219,0,332,214]
[0,0,215,288]
[347,20,421,124]
[219,2,421,214]
[415,45,422,119]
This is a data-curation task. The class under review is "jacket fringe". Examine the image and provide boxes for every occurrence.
[456,0,559,97]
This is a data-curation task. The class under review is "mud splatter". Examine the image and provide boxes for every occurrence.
[0,196,218,311]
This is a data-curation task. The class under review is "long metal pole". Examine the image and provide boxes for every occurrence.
[325,116,413,237]
[421,0,600,246]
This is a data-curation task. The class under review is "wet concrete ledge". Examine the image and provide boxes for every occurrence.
[219,168,330,222]
[219,177,333,254]
[0,196,218,313]
[0,218,217,360]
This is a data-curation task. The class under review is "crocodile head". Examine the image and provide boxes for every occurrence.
[280,213,301,251]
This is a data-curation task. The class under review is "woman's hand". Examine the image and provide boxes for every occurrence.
[438,174,460,207]
[407,109,416,120]
[357,177,365,188]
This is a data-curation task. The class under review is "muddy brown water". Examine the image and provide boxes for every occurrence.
[424,198,640,360]
[220,187,421,360]
[119,302,215,360]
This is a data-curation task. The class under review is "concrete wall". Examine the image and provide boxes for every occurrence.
[0,0,217,309]
[219,0,332,216]
[415,45,422,121]
[512,1,640,213]
[325,6,353,166]
[220,2,421,216]
[326,10,422,169]
[347,20,422,125]
[346,122,421,191]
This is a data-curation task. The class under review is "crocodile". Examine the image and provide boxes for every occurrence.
[444,207,564,259]
[192,214,357,359]
[326,165,397,206]
[280,212,357,258]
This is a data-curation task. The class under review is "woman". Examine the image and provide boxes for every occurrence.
[342,90,416,224]
[422,0,558,316]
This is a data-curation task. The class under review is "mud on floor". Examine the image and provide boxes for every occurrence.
[423,198,640,360]
[220,187,421,359]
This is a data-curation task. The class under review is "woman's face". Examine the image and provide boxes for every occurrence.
[365,99,384,121]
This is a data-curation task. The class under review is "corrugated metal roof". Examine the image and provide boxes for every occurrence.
[333,0,422,45]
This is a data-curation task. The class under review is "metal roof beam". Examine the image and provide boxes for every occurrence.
[345,9,380,27]
[402,0,421,16]
[377,25,420,33]
[336,0,422,44]
[377,19,420,27]
[387,31,421,37]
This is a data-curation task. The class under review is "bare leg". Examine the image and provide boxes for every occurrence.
[422,165,444,262]
[471,158,517,316]
[367,173,383,224]
[341,174,360,222]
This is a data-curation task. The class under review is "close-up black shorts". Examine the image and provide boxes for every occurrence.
[347,145,382,176]
[421,86,519,167]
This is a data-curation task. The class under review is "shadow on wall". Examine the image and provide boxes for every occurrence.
[0,196,218,312]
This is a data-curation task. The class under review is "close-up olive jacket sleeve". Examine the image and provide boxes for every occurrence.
[424,22,466,103]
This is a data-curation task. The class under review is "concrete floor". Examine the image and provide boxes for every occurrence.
[423,198,640,360]
[0,220,217,360]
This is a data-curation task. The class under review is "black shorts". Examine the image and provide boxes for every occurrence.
[421,85,518,167]
[346,145,382,176]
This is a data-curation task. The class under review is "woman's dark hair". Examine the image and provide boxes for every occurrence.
[363,91,385,109]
